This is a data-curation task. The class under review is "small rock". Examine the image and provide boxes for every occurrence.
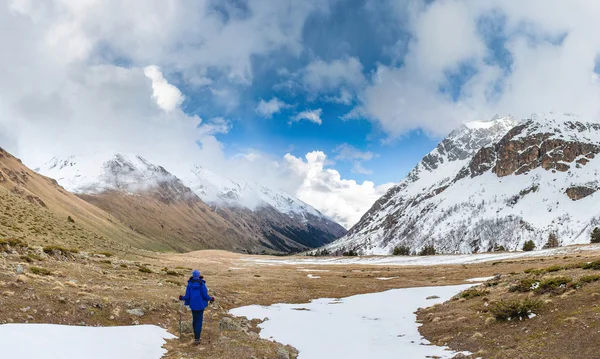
[181,321,194,333]
[127,308,145,317]
[20,307,31,312]
[426,295,440,300]
[26,315,34,321]
[277,347,290,359]
[16,275,28,284]
[219,317,242,331]
[16,265,23,274]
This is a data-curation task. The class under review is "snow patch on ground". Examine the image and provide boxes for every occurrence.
[465,276,496,282]
[307,274,321,279]
[230,285,474,359]
[0,324,175,359]
[246,245,600,267]
[376,277,399,281]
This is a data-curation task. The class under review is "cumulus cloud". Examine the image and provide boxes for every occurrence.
[144,65,184,111]
[284,151,394,228]
[255,97,290,118]
[355,0,600,137]
[291,109,323,125]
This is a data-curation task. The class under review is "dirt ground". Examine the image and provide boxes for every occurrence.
[2,242,600,358]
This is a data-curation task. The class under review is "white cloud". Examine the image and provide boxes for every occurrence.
[284,151,394,228]
[334,144,376,162]
[255,97,290,118]
[325,88,353,105]
[356,0,600,137]
[291,109,323,125]
[334,143,378,176]
[303,57,366,92]
[144,65,184,111]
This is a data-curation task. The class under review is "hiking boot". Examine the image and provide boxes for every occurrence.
[194,339,201,346]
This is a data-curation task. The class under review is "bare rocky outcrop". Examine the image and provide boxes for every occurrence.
[565,186,598,201]
[462,121,600,179]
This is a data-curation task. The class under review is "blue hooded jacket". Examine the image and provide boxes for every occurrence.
[181,277,213,311]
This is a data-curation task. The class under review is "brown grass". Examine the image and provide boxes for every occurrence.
[418,257,600,359]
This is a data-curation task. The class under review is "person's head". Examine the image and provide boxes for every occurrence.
[192,270,201,279]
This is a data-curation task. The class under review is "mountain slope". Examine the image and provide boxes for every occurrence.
[0,148,149,253]
[326,114,600,255]
[39,154,345,253]
[182,166,346,251]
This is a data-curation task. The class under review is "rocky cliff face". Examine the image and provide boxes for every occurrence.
[325,113,600,255]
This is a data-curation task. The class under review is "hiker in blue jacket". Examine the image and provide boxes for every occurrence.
[179,270,215,345]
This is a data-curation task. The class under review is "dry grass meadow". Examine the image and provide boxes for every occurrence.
[3,233,600,358]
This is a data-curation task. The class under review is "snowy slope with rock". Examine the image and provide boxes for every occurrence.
[182,165,346,251]
[38,153,345,253]
[326,113,600,255]
[183,165,322,217]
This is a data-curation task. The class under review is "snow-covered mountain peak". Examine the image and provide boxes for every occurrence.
[183,165,322,218]
[327,114,600,256]
[402,115,518,193]
[462,115,516,130]
[39,153,184,196]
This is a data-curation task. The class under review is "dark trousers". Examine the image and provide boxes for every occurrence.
[192,310,204,340]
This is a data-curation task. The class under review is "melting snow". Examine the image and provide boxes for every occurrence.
[376,277,399,281]
[307,274,321,279]
[0,324,175,359]
[465,276,496,282]
[230,285,474,359]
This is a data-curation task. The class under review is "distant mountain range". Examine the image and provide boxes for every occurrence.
[38,153,345,253]
[325,113,600,255]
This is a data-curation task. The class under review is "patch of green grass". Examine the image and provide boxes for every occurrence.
[489,298,543,321]
[523,268,545,275]
[581,260,600,270]
[20,253,43,263]
[175,266,192,271]
[509,278,540,293]
[99,260,112,264]
[138,266,153,274]
[578,274,600,285]
[535,276,572,294]
[165,270,180,276]
[458,288,489,300]
[30,266,52,276]
[43,245,78,255]
[119,264,127,268]
[0,238,27,249]
[545,265,563,273]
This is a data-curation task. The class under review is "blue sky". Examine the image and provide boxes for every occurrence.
[175,0,440,185]
[4,0,600,227]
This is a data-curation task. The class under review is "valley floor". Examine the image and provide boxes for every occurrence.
[2,243,600,358]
